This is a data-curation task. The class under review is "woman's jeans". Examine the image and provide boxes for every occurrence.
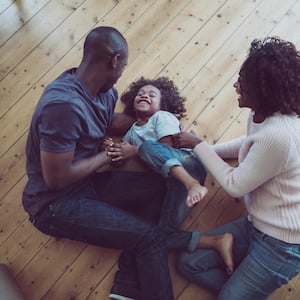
[177,217,300,300]
[31,171,174,300]
[139,141,207,251]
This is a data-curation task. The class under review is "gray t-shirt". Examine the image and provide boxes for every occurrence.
[23,68,118,216]
[123,111,181,146]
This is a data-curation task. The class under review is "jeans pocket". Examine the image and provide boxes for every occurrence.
[263,235,300,259]
[33,207,62,238]
[40,200,82,238]
[49,199,81,223]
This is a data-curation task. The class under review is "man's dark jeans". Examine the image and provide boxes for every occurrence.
[31,171,174,300]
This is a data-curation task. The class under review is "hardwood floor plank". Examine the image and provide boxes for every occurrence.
[177,283,215,300]
[269,0,300,44]
[0,0,51,45]
[188,82,240,144]
[0,0,13,14]
[216,109,249,144]
[0,134,27,200]
[86,264,118,300]
[0,0,87,81]
[0,218,50,275]
[0,177,27,246]
[158,0,261,89]
[41,246,120,300]
[15,238,88,299]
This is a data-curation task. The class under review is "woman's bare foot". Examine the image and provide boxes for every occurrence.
[214,233,234,275]
[186,182,208,207]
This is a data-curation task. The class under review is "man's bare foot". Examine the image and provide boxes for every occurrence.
[214,233,234,275]
[186,182,208,207]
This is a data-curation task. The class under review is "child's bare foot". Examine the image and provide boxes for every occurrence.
[214,233,234,275]
[186,182,208,207]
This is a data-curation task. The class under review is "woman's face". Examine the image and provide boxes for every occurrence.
[133,85,162,116]
[234,74,256,110]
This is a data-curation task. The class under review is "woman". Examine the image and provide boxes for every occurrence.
[173,37,300,300]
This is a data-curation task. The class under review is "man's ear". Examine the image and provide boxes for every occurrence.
[111,53,121,69]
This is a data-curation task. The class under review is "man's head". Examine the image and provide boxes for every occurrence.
[79,26,128,93]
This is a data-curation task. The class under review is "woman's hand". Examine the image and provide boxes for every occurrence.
[172,130,203,149]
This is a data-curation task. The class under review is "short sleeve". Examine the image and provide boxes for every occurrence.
[39,102,82,153]
[154,111,181,140]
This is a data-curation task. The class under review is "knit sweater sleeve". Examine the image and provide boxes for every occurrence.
[210,136,246,159]
[194,133,287,198]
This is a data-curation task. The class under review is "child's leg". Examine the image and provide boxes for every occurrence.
[170,165,207,207]
[139,141,207,207]
[139,141,207,252]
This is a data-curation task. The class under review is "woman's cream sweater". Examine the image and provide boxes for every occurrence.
[194,111,300,243]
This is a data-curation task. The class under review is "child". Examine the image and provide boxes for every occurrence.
[105,77,234,274]
[105,77,208,207]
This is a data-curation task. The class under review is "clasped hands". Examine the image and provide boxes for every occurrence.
[103,138,138,167]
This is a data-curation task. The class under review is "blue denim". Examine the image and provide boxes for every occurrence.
[177,217,300,300]
[139,141,207,252]
[31,171,174,300]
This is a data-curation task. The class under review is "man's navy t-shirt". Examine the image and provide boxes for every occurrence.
[22,68,118,216]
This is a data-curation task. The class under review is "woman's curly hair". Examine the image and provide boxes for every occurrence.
[121,77,186,119]
[239,36,300,118]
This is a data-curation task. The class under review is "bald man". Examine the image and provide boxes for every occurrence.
[22,27,174,300]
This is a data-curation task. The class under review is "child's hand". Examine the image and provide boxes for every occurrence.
[106,141,139,163]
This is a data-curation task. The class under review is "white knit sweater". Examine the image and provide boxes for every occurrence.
[194,111,300,243]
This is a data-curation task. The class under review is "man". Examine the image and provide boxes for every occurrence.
[22,26,174,300]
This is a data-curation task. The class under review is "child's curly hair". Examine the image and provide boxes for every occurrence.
[240,36,300,118]
[121,77,186,119]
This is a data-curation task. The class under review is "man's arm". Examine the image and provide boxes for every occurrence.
[108,112,135,136]
[41,150,111,190]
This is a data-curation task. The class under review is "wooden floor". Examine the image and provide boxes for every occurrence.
[1,0,300,299]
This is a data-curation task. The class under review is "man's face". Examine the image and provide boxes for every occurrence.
[101,51,128,93]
